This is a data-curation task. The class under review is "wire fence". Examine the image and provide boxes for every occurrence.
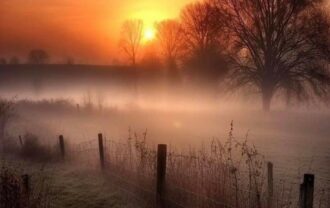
[58,134,329,208]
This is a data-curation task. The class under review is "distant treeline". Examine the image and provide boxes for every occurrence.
[0,64,165,89]
[0,64,194,105]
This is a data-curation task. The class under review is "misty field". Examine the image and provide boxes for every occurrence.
[1,97,329,208]
[0,65,329,207]
[1,0,330,207]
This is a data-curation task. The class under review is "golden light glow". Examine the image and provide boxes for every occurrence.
[128,8,167,43]
[143,27,156,42]
[1,0,196,63]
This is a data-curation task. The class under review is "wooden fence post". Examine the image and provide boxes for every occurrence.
[19,135,23,147]
[267,162,273,208]
[156,144,167,207]
[98,133,105,170]
[299,174,314,208]
[59,135,65,160]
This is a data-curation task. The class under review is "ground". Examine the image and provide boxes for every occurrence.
[2,158,144,208]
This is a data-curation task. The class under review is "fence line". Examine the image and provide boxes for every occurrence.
[50,133,328,208]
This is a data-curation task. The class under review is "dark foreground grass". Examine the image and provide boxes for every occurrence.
[1,158,143,208]
[52,168,141,208]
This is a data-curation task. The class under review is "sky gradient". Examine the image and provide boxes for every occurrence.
[1,0,329,64]
[0,0,194,64]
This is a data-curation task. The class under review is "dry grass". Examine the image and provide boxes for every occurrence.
[1,123,329,208]
[63,124,329,208]
[0,163,54,208]
[164,122,266,208]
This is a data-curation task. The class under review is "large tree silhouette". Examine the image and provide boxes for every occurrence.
[119,20,143,66]
[156,20,185,70]
[156,20,185,83]
[180,1,229,83]
[216,0,330,111]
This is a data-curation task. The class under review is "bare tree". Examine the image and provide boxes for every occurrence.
[28,49,49,64]
[180,1,229,83]
[156,20,185,70]
[216,0,330,111]
[156,20,185,83]
[181,2,222,54]
[119,20,144,66]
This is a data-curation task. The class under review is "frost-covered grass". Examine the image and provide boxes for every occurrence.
[52,167,142,208]
[1,158,143,208]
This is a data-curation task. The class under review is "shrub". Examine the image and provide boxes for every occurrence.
[1,137,20,155]
[20,134,53,162]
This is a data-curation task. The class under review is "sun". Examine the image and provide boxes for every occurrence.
[143,27,156,42]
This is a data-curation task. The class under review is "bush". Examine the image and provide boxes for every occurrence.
[20,134,53,162]
[2,136,20,155]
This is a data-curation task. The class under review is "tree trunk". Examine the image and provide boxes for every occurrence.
[262,91,273,112]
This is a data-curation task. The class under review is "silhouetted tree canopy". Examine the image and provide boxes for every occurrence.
[119,20,143,66]
[180,1,229,84]
[28,49,49,64]
[156,20,185,70]
[215,0,330,111]
[156,20,185,83]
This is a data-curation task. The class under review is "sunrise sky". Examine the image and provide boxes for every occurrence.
[0,0,194,64]
[1,0,329,64]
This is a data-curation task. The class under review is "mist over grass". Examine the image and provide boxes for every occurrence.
[6,98,330,173]
[0,90,328,208]
[2,97,329,207]
[0,66,329,207]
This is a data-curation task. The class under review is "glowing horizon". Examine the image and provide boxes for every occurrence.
[0,0,194,64]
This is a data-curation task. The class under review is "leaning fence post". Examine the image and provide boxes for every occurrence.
[59,135,65,160]
[98,133,105,170]
[156,144,167,207]
[267,162,273,208]
[299,174,314,208]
